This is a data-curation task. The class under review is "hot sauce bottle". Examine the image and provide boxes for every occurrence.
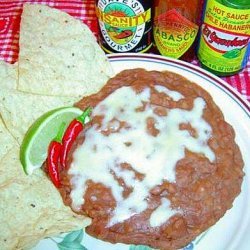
[197,0,250,76]
[96,0,153,54]
[153,0,203,61]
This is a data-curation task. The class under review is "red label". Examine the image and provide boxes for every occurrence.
[153,9,198,58]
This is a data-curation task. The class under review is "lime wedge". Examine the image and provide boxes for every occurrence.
[20,107,83,175]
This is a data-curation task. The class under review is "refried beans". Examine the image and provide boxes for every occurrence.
[54,69,244,250]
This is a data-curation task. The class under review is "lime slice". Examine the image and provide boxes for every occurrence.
[20,106,83,175]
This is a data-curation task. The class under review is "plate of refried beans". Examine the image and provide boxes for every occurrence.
[36,54,250,250]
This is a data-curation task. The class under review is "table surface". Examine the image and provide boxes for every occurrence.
[0,0,249,102]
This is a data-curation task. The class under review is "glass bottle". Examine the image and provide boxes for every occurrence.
[197,0,250,76]
[153,0,204,61]
[95,0,153,54]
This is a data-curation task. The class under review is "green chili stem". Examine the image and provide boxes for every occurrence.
[76,107,92,124]
[54,122,66,142]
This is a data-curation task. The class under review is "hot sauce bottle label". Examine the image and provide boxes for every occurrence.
[153,9,199,59]
[96,0,152,53]
[198,0,250,74]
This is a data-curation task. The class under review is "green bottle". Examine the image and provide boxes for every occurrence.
[197,0,250,76]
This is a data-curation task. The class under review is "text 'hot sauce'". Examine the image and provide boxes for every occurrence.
[96,0,152,53]
[197,0,250,76]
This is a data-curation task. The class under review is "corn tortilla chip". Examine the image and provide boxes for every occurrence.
[0,61,19,152]
[0,61,17,89]
[0,88,79,144]
[0,146,91,250]
[0,118,17,159]
[18,4,114,97]
[0,61,90,249]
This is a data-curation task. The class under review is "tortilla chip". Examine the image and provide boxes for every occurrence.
[0,61,17,89]
[0,68,89,249]
[0,61,19,152]
[0,146,91,250]
[0,118,17,159]
[0,88,79,144]
[18,4,113,97]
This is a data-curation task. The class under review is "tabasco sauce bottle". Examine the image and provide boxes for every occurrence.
[153,0,204,61]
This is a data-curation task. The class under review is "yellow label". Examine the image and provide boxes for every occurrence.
[198,0,250,73]
[96,0,152,53]
[96,8,151,28]
[153,9,198,59]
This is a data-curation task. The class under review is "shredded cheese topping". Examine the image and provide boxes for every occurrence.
[69,85,215,227]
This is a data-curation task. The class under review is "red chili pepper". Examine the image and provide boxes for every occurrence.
[60,107,92,169]
[47,123,65,188]
[114,30,133,39]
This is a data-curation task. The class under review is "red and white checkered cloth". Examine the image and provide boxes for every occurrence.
[0,0,249,102]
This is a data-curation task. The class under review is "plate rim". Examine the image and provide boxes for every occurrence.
[35,53,250,250]
[107,53,250,250]
[107,53,250,116]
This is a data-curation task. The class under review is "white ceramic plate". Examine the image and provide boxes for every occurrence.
[34,54,250,250]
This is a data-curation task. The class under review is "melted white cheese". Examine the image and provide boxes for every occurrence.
[69,85,215,227]
[150,198,177,227]
[154,85,184,101]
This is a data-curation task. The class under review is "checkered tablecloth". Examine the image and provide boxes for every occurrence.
[0,0,249,102]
